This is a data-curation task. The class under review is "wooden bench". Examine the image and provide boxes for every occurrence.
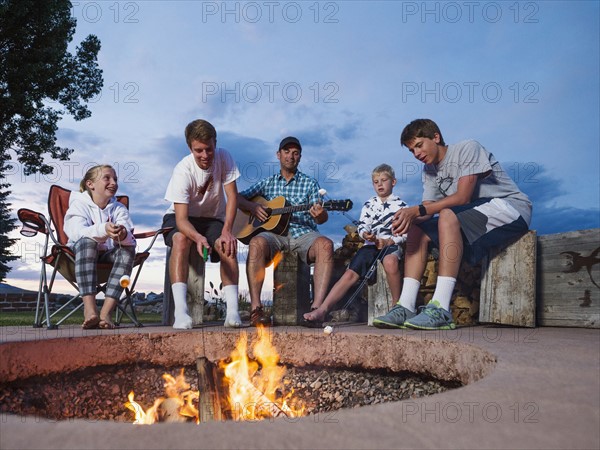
[536,228,599,328]
[367,230,538,327]
[162,246,205,326]
[480,230,537,327]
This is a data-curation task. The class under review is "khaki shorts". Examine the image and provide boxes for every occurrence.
[257,231,324,264]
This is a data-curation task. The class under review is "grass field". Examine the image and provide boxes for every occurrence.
[0,311,163,327]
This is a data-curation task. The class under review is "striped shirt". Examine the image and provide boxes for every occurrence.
[239,171,321,238]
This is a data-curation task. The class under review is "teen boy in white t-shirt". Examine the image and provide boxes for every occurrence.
[162,119,241,329]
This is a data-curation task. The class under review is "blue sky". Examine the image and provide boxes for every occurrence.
[5,0,600,295]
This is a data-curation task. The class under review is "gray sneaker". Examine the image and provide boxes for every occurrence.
[404,300,456,330]
[372,304,416,329]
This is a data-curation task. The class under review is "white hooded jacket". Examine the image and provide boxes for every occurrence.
[64,191,136,251]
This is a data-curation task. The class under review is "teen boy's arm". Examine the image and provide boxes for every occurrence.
[173,202,210,257]
[220,181,239,257]
[392,173,481,236]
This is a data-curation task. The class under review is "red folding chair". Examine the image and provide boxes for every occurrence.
[17,185,171,329]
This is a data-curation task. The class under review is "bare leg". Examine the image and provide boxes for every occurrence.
[246,236,270,310]
[215,237,239,286]
[82,294,99,328]
[403,224,430,281]
[169,232,193,329]
[99,297,117,328]
[307,237,334,309]
[304,269,359,322]
[437,209,463,278]
[169,232,192,283]
[382,254,402,301]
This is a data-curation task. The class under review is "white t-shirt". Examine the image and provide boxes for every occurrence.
[164,148,240,220]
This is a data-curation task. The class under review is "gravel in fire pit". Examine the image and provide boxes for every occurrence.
[0,363,460,422]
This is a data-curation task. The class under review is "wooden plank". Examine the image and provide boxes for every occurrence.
[367,261,395,325]
[480,230,537,327]
[196,356,225,422]
[187,247,205,325]
[537,228,599,328]
[272,251,311,326]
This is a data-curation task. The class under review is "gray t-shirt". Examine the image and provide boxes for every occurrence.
[422,140,532,225]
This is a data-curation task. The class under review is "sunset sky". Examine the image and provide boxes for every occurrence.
[5,0,599,296]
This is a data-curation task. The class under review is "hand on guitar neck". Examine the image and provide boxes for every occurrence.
[233,195,353,245]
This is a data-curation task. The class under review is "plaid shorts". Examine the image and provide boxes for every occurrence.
[73,237,135,299]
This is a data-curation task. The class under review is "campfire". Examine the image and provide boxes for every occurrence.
[124,328,304,424]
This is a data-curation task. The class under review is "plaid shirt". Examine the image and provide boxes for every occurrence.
[240,170,321,238]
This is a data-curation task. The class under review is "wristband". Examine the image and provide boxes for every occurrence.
[418,204,427,216]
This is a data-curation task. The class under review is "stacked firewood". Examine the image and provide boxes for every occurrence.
[333,224,364,265]
[420,254,481,326]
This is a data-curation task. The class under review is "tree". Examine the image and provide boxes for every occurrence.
[0,0,103,281]
[0,155,17,281]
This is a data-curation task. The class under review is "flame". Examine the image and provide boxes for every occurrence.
[124,369,199,424]
[124,329,303,423]
[222,327,304,420]
[271,251,283,270]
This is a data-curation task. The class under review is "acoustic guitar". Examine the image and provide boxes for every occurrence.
[233,195,353,244]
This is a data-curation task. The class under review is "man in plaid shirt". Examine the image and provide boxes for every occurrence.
[238,136,333,326]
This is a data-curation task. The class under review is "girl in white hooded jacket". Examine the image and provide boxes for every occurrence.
[64,165,136,329]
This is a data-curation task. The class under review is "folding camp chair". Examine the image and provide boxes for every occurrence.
[17,184,170,329]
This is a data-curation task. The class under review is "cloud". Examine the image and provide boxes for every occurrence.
[531,206,599,236]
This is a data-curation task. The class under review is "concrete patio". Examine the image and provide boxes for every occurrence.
[0,324,598,450]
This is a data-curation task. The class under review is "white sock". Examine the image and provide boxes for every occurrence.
[172,282,192,329]
[398,278,420,312]
[223,284,241,327]
[432,276,456,311]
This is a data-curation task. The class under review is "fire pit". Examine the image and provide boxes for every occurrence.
[0,327,496,424]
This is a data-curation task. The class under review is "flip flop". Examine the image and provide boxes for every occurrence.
[82,315,100,329]
[300,317,323,328]
[98,320,116,329]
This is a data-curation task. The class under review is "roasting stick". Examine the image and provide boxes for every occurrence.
[338,216,397,316]
[109,214,131,288]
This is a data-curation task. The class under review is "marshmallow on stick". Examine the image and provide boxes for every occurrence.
[119,275,130,288]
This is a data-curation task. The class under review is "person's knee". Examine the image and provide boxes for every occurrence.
[383,255,400,273]
[313,237,333,255]
[248,236,270,264]
[171,232,191,250]
[438,208,458,226]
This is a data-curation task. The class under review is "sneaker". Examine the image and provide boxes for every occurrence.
[404,300,456,330]
[372,304,416,329]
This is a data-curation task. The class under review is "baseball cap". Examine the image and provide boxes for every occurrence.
[279,136,302,151]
